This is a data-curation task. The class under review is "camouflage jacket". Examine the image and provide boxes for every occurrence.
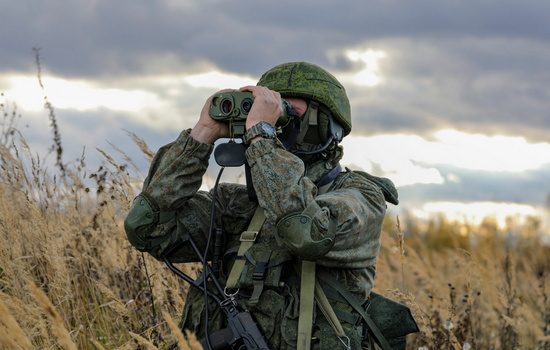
[126,129,389,349]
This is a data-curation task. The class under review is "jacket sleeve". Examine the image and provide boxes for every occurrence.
[125,129,220,261]
[245,139,386,268]
[315,173,386,268]
[141,129,213,210]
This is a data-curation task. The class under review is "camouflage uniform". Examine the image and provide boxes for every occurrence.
[126,127,388,349]
[123,62,416,349]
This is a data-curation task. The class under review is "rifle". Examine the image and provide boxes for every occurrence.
[163,232,271,350]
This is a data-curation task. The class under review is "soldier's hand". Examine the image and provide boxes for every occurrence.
[190,89,232,144]
[239,86,282,130]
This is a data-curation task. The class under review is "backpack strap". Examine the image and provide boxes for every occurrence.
[226,206,266,289]
[296,178,341,350]
[297,260,317,350]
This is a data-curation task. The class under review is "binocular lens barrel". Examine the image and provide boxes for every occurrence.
[219,97,253,115]
[241,98,253,115]
[220,99,234,115]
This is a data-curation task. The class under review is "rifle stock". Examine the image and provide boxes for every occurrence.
[164,234,271,350]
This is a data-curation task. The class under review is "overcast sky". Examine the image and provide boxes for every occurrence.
[1,0,549,228]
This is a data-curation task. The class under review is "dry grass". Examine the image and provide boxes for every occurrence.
[0,130,549,349]
[378,215,550,349]
[0,131,199,349]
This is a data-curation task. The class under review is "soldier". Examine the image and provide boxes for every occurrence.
[124,62,417,350]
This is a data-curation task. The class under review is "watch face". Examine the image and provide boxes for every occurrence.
[261,123,275,134]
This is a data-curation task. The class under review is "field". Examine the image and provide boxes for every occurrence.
[1,127,549,350]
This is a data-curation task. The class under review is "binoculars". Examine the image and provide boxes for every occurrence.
[209,91,292,136]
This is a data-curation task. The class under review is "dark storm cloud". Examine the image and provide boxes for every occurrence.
[344,35,550,142]
[351,106,446,136]
[1,1,215,76]
[3,0,548,135]
[3,0,549,76]
[4,1,548,131]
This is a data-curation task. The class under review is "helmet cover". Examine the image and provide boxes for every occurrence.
[257,62,352,136]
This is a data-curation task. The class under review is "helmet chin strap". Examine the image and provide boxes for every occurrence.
[293,113,345,157]
[282,110,302,152]
[282,100,345,157]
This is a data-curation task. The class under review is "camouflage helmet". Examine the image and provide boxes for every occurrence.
[257,62,352,136]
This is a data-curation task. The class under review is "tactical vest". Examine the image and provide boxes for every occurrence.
[179,170,418,350]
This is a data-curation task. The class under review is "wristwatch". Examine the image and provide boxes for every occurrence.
[242,121,277,144]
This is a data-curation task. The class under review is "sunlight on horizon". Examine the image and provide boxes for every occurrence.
[412,201,542,229]
[1,70,258,114]
[185,71,257,89]
[341,131,550,188]
[434,129,550,172]
[3,75,162,112]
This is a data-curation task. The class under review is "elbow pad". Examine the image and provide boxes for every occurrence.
[124,193,175,252]
[276,202,336,260]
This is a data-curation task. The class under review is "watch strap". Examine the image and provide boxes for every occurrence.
[243,122,276,144]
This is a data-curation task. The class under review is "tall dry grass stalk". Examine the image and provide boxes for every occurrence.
[0,92,21,149]
[33,47,65,176]
[0,297,33,349]
[162,311,203,350]
[28,278,78,350]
